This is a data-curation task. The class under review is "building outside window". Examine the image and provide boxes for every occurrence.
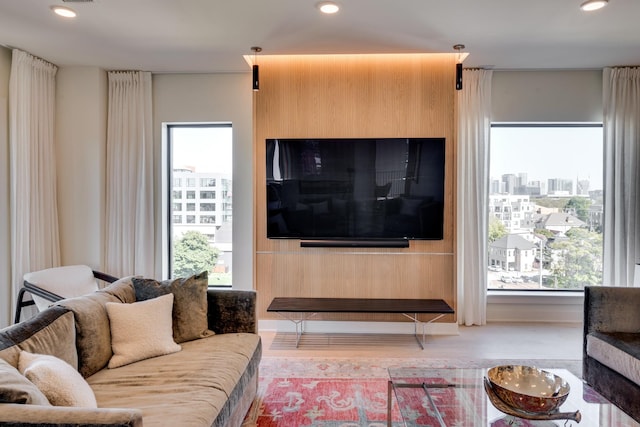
[200,215,216,224]
[488,124,603,291]
[166,124,233,286]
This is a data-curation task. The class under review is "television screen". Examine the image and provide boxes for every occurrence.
[266,138,445,242]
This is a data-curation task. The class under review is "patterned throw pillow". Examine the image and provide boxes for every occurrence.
[106,294,181,368]
[132,272,214,343]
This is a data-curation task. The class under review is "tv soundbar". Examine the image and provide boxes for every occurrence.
[300,239,409,248]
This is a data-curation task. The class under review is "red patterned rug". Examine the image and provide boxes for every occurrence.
[241,357,582,427]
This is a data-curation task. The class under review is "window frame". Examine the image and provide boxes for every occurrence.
[487,122,604,294]
[164,122,233,282]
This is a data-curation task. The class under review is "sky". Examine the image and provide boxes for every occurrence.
[490,126,603,191]
[171,126,233,175]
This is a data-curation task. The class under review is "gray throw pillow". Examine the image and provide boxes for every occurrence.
[0,358,50,405]
[132,272,214,343]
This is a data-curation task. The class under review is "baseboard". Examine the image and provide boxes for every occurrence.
[259,319,459,335]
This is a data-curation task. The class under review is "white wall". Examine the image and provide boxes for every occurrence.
[56,67,107,269]
[488,69,602,324]
[0,46,11,327]
[152,73,254,290]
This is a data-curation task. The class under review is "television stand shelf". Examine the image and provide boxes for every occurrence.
[266,297,454,349]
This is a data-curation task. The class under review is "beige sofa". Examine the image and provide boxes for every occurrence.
[0,277,261,427]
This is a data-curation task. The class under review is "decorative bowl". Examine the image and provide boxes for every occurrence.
[487,365,570,414]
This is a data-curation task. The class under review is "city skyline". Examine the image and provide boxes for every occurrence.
[490,126,603,191]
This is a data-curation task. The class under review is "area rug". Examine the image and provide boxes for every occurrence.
[241,357,582,427]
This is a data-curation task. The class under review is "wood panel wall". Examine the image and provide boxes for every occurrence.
[253,53,458,323]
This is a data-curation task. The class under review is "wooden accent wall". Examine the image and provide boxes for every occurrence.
[253,53,458,323]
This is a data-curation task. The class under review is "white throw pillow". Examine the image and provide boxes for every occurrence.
[18,351,97,408]
[106,293,181,368]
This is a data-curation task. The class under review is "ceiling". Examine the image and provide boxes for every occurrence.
[0,0,638,74]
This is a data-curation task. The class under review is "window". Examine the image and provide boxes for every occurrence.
[166,124,233,286]
[200,215,216,224]
[488,124,603,291]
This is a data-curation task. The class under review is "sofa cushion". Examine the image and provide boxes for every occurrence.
[132,272,214,343]
[586,331,640,387]
[18,351,97,408]
[0,306,77,370]
[0,358,50,405]
[88,333,261,427]
[100,276,137,303]
[56,290,123,378]
[106,294,181,368]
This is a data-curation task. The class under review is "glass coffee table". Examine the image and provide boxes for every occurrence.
[387,367,639,427]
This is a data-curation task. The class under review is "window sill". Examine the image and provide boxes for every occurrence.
[488,290,584,305]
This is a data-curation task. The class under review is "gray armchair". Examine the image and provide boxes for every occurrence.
[583,285,640,422]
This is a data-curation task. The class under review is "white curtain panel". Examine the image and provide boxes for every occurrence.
[105,71,155,278]
[603,67,640,287]
[9,49,61,317]
[456,69,493,326]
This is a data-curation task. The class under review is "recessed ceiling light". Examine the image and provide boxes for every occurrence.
[51,5,77,18]
[317,1,340,14]
[580,0,608,11]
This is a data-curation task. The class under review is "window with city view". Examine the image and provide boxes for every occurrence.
[488,124,603,291]
[167,124,232,286]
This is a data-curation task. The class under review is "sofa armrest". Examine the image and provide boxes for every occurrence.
[0,404,143,427]
[584,286,640,335]
[206,288,256,334]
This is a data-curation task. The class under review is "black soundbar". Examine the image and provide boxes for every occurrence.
[300,239,409,248]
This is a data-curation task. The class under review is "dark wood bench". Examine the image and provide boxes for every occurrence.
[267,297,454,349]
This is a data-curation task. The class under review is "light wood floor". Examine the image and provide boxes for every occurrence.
[259,322,583,361]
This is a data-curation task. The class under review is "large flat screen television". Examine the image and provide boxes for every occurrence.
[266,137,445,245]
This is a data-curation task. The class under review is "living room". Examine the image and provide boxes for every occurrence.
[0,1,639,426]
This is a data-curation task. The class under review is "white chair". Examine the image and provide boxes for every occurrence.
[14,265,118,323]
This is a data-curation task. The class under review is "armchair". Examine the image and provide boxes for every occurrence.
[14,265,118,323]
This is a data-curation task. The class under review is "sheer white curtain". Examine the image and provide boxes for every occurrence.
[9,49,60,315]
[456,69,493,326]
[603,67,640,287]
[105,71,155,277]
